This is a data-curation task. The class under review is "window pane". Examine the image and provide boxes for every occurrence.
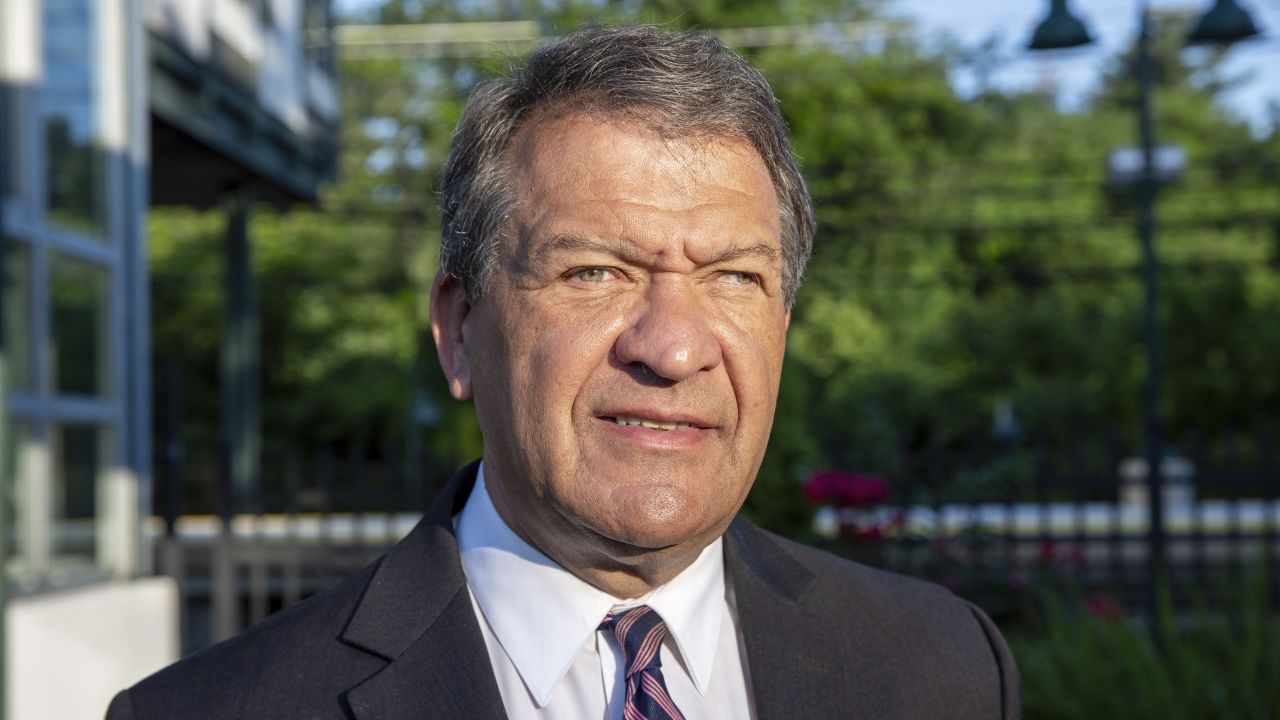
[1,74,13,201]
[52,422,107,567]
[51,252,110,396]
[3,239,34,391]
[42,0,105,237]
[3,420,33,580]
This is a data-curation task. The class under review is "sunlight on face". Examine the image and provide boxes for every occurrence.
[460,113,789,562]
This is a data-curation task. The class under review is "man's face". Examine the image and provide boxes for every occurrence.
[434,112,789,566]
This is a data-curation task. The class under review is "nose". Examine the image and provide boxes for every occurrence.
[614,279,722,383]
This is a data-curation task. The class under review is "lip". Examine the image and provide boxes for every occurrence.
[588,409,721,448]
[590,416,712,450]
[593,407,718,430]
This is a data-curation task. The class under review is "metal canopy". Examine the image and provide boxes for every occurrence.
[147,31,338,209]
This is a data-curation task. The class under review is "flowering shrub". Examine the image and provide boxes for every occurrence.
[803,470,889,507]
[1084,593,1124,621]
[1012,569,1280,719]
[802,470,1103,626]
[803,469,895,566]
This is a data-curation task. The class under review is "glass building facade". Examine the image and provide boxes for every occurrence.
[2,0,148,594]
[2,1,335,715]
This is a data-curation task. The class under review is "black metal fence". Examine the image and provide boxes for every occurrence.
[813,425,1280,622]
[153,437,439,652]
[152,427,1280,654]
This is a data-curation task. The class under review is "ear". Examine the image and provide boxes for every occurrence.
[430,271,474,400]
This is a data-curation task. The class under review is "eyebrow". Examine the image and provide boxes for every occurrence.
[533,234,639,264]
[705,242,779,266]
[529,233,779,269]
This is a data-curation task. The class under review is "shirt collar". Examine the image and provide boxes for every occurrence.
[456,463,726,706]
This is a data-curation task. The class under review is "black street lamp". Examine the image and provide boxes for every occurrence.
[1027,0,1261,625]
[1187,0,1261,44]
[1029,0,1093,50]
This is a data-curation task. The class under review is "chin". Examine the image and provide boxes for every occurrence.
[595,529,707,556]
[593,499,720,553]
[560,469,738,551]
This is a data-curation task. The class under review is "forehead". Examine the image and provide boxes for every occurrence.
[504,112,781,265]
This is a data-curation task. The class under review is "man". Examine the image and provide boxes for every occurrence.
[109,26,1019,720]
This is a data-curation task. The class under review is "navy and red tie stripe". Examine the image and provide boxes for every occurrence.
[600,606,687,720]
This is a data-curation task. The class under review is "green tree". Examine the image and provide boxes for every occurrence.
[149,0,1280,529]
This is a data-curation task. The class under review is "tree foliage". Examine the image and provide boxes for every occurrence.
[148,1,1280,530]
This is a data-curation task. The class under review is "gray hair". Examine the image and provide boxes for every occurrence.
[438,25,815,308]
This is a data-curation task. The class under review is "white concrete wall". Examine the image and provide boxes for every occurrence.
[7,578,179,720]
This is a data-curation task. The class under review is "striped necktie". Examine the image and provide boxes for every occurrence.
[600,605,687,720]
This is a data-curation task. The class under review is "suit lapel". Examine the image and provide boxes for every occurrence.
[336,468,901,719]
[343,589,506,720]
[727,518,899,719]
[340,462,507,720]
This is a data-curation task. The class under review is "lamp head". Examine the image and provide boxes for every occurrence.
[1187,0,1261,46]
[1029,0,1094,50]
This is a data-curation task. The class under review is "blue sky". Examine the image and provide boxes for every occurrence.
[889,0,1280,133]
[334,0,1280,133]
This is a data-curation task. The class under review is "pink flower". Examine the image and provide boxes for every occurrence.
[1036,539,1057,561]
[842,524,884,542]
[1058,545,1087,572]
[1086,593,1123,620]
[803,470,890,508]
[1006,570,1029,590]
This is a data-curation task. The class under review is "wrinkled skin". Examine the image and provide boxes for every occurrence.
[432,112,790,596]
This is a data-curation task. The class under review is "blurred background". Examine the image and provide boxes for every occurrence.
[2,0,1278,717]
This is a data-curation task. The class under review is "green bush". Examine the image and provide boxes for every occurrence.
[1011,570,1280,719]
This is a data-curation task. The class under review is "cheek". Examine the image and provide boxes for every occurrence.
[722,311,788,399]
[504,298,625,421]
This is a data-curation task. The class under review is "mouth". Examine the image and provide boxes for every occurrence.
[591,410,717,450]
[603,415,698,432]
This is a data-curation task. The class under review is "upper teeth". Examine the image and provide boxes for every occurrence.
[612,416,693,431]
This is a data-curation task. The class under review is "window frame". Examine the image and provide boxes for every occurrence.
[1,0,144,595]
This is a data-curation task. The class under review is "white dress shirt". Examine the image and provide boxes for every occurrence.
[455,465,756,719]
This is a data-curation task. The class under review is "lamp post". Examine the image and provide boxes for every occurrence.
[1027,0,1260,624]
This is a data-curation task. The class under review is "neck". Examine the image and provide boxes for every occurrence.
[559,538,708,599]
[484,474,713,599]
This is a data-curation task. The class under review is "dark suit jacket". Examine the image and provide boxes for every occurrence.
[108,463,1020,719]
